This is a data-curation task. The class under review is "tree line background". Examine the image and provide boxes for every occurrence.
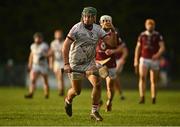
[0,0,179,78]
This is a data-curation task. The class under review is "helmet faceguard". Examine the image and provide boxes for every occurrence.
[100,15,113,32]
[81,7,97,23]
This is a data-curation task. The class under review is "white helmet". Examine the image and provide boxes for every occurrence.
[100,15,112,23]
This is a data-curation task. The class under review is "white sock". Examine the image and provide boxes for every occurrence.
[65,98,71,104]
[106,99,111,105]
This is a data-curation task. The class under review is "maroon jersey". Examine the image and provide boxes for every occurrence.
[138,30,163,59]
[96,32,122,68]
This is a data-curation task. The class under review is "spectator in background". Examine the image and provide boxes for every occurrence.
[49,29,65,96]
[24,32,50,99]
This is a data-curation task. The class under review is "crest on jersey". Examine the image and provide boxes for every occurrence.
[100,42,106,50]
[88,32,93,38]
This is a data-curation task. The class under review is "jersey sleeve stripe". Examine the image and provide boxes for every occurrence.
[67,36,75,42]
[101,34,108,39]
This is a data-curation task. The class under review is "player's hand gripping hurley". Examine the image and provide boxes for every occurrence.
[62,58,111,78]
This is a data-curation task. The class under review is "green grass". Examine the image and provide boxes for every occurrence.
[0,87,180,126]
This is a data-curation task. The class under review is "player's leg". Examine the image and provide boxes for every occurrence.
[40,66,49,98]
[66,79,82,103]
[41,73,49,99]
[25,70,39,98]
[138,59,148,103]
[150,69,159,104]
[114,76,125,100]
[114,64,125,100]
[88,75,103,121]
[106,77,115,111]
[65,73,82,117]
[55,69,64,96]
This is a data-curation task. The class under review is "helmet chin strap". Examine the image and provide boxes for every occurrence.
[83,23,93,30]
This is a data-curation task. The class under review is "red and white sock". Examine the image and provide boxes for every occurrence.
[91,104,99,113]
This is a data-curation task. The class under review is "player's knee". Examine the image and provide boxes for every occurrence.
[107,86,113,92]
[140,75,146,82]
[42,80,48,86]
[150,82,156,87]
[150,79,157,85]
[31,79,36,84]
[44,83,49,88]
[94,83,101,90]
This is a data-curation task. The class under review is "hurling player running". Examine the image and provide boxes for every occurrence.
[25,32,49,99]
[49,29,65,96]
[62,7,112,121]
[96,15,125,111]
[134,19,165,104]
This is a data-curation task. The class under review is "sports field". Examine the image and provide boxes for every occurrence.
[0,87,180,126]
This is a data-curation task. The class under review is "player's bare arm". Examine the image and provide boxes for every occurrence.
[152,41,165,60]
[48,49,54,70]
[134,42,141,74]
[102,34,121,56]
[47,48,54,57]
[121,46,128,61]
[117,46,128,69]
[114,44,125,54]
[105,45,122,56]
[28,52,33,71]
[62,37,73,73]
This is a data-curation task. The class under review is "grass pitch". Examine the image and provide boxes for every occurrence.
[0,87,180,126]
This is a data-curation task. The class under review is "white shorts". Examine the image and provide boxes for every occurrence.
[53,61,63,72]
[69,61,97,80]
[108,68,117,79]
[139,57,159,70]
[69,67,117,80]
[32,64,48,74]
[96,62,117,79]
[116,60,124,74]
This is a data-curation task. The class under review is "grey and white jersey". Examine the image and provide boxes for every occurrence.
[68,22,107,71]
[50,39,64,62]
[30,42,49,65]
